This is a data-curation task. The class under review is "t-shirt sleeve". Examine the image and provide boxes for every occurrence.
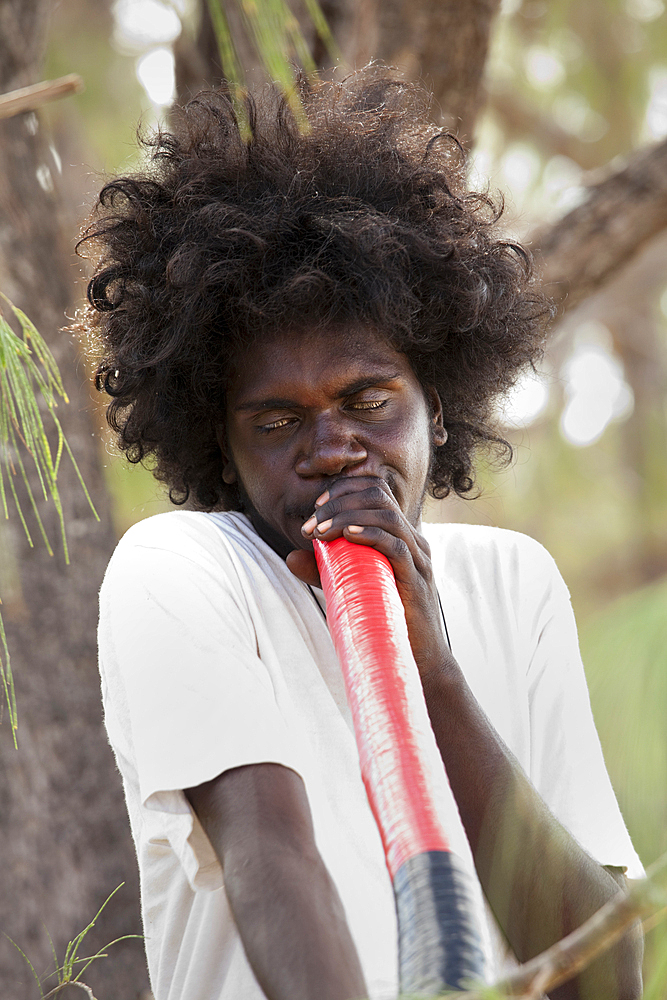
[98,517,304,889]
[524,543,644,879]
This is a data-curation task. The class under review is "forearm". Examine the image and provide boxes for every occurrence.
[422,664,643,999]
[186,765,368,1000]
[223,840,367,1000]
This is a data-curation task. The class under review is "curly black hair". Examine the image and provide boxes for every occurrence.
[78,67,549,510]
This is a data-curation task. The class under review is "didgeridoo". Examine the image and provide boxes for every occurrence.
[313,537,485,995]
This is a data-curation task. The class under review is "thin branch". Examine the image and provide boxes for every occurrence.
[455,851,667,1000]
[43,983,96,999]
[0,75,84,120]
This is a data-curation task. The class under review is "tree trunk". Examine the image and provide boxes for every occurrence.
[0,1,149,997]
[309,0,502,141]
[174,0,225,102]
[598,236,667,586]
[367,0,501,142]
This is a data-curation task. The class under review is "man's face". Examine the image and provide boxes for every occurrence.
[221,326,442,553]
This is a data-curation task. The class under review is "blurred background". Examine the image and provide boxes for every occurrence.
[0,0,666,996]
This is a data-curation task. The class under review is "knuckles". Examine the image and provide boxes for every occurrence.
[319,481,395,520]
[327,476,393,502]
[390,535,410,559]
[379,507,403,528]
[364,484,392,506]
[321,496,344,517]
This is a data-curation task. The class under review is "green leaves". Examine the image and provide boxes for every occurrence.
[0,293,98,742]
[205,0,340,130]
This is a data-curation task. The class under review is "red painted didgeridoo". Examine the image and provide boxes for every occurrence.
[313,536,485,995]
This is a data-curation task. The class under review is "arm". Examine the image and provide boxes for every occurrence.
[422,664,643,1000]
[294,476,643,1000]
[185,762,368,1000]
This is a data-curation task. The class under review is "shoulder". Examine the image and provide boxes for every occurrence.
[110,509,259,561]
[421,521,558,571]
[103,510,259,589]
[114,509,248,551]
[421,521,569,610]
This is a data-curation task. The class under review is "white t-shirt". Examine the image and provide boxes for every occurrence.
[98,510,643,1000]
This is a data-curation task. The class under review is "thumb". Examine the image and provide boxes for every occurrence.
[286,549,321,588]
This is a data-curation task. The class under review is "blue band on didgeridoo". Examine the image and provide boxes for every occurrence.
[394,850,486,995]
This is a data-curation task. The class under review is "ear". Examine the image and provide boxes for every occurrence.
[427,388,448,447]
[216,426,238,485]
[222,461,238,485]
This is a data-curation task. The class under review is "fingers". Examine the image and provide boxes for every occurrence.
[301,479,428,584]
[314,475,394,508]
[304,478,395,532]
[305,506,404,547]
[290,477,422,587]
[302,483,400,543]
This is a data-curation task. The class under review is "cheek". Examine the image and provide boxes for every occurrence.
[402,410,432,462]
[229,441,286,510]
[400,416,433,493]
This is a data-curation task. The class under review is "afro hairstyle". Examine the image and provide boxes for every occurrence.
[79,66,550,510]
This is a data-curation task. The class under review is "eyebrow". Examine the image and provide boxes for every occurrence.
[234,371,404,412]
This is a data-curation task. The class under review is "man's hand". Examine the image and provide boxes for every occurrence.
[289,474,451,677]
[186,763,368,1000]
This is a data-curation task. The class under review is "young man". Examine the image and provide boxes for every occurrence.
[84,70,643,1000]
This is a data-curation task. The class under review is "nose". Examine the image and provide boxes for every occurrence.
[294,413,368,478]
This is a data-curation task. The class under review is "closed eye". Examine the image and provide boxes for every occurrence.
[349,398,389,413]
[257,415,298,433]
[256,397,389,433]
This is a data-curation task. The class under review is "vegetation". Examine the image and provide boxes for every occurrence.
[0,293,97,742]
[5,885,140,999]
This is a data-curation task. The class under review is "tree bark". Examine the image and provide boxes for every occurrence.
[174,0,225,103]
[311,0,501,141]
[0,1,148,997]
[598,236,667,586]
[532,136,667,316]
[358,0,502,142]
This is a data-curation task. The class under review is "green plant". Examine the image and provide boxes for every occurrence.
[0,292,98,742]
[205,0,340,129]
[4,884,141,999]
